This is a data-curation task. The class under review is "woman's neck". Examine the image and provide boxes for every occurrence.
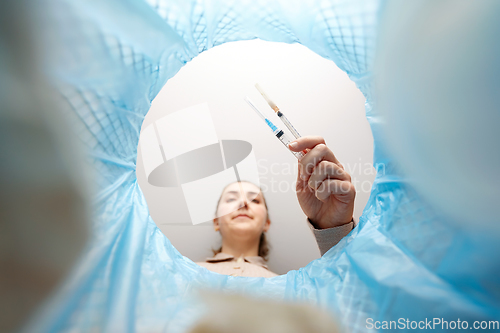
[220,238,260,258]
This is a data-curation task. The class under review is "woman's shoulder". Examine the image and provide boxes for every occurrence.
[195,261,212,268]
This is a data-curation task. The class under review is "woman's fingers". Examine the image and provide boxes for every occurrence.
[307,160,350,191]
[290,136,350,199]
[289,136,326,152]
[315,179,356,203]
[297,142,341,180]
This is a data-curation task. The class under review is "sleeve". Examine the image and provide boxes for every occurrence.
[307,219,354,256]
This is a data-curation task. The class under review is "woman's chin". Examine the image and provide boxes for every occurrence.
[227,222,260,233]
[230,221,254,229]
[230,217,255,225]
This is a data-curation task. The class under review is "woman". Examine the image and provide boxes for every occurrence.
[197,136,356,277]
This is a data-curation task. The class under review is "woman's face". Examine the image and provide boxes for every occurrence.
[214,182,270,239]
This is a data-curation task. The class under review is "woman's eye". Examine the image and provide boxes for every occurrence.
[252,199,260,203]
[226,198,235,202]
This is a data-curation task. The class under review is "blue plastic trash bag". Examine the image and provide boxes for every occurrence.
[9,0,499,332]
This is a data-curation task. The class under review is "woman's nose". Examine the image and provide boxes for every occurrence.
[237,199,249,209]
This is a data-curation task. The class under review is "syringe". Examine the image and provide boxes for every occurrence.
[245,97,304,160]
[255,83,301,139]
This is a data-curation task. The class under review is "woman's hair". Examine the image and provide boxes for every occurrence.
[212,181,271,261]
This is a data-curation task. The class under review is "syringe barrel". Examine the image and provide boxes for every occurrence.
[277,112,301,139]
[275,130,305,160]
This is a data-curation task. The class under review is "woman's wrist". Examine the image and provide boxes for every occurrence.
[308,217,354,230]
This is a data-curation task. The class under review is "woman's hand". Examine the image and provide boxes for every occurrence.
[289,136,355,229]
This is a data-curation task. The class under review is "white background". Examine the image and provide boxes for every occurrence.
[137,39,374,275]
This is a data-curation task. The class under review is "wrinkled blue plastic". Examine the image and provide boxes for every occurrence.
[32,0,500,332]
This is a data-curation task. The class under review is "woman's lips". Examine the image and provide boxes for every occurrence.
[233,214,251,219]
